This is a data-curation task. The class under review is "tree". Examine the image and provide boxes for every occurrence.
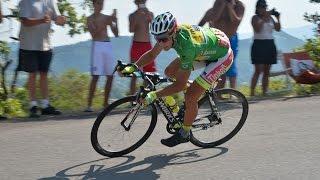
[303,0,320,65]
[57,0,88,36]
[304,0,320,28]
[3,0,89,37]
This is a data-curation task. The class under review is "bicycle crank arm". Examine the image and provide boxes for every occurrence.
[192,121,219,129]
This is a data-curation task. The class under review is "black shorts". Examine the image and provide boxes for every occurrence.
[251,39,277,65]
[18,49,52,73]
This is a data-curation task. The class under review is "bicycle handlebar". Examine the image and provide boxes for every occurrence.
[114,60,174,91]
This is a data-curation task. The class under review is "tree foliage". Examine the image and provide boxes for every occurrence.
[304,0,320,28]
[57,0,88,36]
[303,0,320,67]
[4,0,89,37]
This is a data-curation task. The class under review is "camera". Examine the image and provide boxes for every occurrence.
[270,8,280,17]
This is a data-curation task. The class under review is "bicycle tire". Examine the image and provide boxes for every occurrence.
[190,88,248,148]
[91,96,158,157]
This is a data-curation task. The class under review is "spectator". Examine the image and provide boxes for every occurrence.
[18,0,66,118]
[198,0,245,89]
[129,0,155,95]
[85,0,119,112]
[250,0,281,96]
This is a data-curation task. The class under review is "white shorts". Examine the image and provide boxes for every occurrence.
[91,41,116,76]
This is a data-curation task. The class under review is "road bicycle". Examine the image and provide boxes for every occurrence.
[91,60,248,157]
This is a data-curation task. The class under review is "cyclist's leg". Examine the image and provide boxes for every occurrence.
[188,48,233,124]
[164,57,180,79]
[184,81,206,126]
[161,50,233,147]
[195,48,234,91]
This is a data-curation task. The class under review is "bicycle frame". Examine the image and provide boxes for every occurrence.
[116,60,220,131]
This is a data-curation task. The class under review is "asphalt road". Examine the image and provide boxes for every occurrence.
[0,95,319,180]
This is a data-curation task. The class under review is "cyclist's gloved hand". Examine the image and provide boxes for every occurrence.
[144,91,157,105]
[120,64,136,75]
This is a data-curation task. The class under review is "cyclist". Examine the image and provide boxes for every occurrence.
[121,12,234,147]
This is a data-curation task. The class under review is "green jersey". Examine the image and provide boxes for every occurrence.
[173,24,230,70]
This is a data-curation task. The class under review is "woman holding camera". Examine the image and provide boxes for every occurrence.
[250,0,281,96]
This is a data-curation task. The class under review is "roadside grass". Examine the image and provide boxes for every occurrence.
[1,71,320,119]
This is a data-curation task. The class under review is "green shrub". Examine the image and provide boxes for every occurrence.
[0,98,26,118]
[48,69,104,111]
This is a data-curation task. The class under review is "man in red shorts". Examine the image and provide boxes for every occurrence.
[129,0,156,95]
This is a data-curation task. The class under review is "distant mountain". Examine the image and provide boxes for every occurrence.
[239,25,316,40]
[282,25,317,40]
[6,31,305,98]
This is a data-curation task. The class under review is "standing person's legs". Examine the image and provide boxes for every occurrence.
[262,64,272,96]
[39,72,48,100]
[229,76,237,89]
[104,75,113,107]
[28,72,37,104]
[103,42,116,108]
[86,41,104,111]
[20,49,40,117]
[38,50,51,109]
[38,50,61,115]
[250,64,263,96]
[86,75,99,112]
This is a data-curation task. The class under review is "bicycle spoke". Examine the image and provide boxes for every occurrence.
[190,89,248,148]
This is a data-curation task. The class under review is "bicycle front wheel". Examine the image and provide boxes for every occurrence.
[91,96,158,157]
[190,88,248,148]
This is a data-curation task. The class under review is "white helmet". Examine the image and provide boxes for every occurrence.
[150,12,177,36]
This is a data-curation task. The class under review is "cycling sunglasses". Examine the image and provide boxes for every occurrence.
[154,31,174,43]
[155,36,171,43]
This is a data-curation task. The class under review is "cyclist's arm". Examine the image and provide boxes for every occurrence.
[156,67,191,98]
[136,42,162,67]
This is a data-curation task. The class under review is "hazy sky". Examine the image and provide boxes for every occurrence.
[0,0,319,46]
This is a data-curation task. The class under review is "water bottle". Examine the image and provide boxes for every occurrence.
[164,96,180,113]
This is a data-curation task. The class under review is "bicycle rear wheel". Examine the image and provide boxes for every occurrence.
[91,96,158,157]
[190,88,248,148]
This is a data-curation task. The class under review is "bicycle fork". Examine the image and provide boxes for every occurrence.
[120,103,142,131]
[120,86,146,131]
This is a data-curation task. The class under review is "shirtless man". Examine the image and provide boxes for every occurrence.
[85,0,119,112]
[199,0,245,89]
[129,0,155,95]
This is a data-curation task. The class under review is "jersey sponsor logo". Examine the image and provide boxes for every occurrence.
[186,25,207,44]
[206,64,228,83]
[203,50,217,55]
[157,99,175,123]
[206,54,233,83]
